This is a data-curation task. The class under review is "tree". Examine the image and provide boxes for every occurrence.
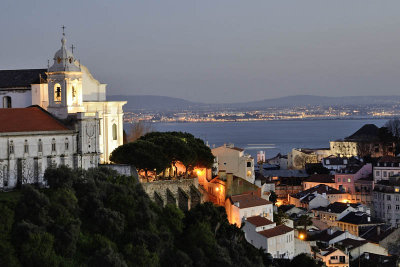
[110,140,169,179]
[269,191,278,205]
[297,214,313,231]
[126,121,154,143]
[273,209,289,225]
[385,119,400,138]
[290,253,322,267]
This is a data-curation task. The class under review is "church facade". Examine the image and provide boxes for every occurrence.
[0,34,126,164]
[0,34,127,189]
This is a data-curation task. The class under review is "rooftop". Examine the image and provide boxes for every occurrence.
[291,184,344,202]
[359,224,397,243]
[0,106,71,133]
[305,174,335,183]
[230,193,272,209]
[309,229,344,242]
[0,69,47,89]
[338,212,383,225]
[318,202,358,214]
[344,124,380,142]
[258,224,293,238]
[246,216,275,227]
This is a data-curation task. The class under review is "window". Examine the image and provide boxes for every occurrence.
[112,123,118,140]
[384,171,388,178]
[51,138,56,152]
[38,139,43,153]
[65,138,69,151]
[388,204,392,210]
[396,205,399,210]
[9,141,14,154]
[388,195,391,201]
[24,140,29,153]
[396,196,399,201]
[247,162,252,167]
[2,96,11,108]
[347,178,351,183]
[376,171,380,177]
[338,178,341,182]
[54,83,62,102]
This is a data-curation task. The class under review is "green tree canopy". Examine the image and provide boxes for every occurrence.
[111,131,214,177]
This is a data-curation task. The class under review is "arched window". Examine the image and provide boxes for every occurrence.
[54,83,62,102]
[65,138,69,151]
[9,141,14,154]
[2,96,11,108]
[51,138,56,152]
[24,140,29,154]
[112,124,118,140]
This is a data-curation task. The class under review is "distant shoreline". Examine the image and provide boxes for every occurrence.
[125,116,393,124]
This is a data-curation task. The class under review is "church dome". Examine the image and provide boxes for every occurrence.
[49,35,81,72]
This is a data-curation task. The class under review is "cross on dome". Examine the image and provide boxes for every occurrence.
[48,27,81,72]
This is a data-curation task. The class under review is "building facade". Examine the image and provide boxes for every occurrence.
[0,34,126,164]
[212,144,255,183]
[0,107,99,189]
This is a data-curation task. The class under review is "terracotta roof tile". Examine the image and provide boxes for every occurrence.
[246,216,275,227]
[258,225,293,238]
[0,106,70,133]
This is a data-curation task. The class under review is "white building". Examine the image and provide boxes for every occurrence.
[0,33,126,164]
[243,216,295,259]
[212,144,255,183]
[225,193,273,227]
[373,157,400,183]
[0,107,99,189]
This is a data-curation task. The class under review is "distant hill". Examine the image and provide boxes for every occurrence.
[107,94,400,111]
[107,95,205,111]
[231,95,400,108]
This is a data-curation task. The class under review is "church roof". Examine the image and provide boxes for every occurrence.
[0,106,71,133]
[0,69,47,89]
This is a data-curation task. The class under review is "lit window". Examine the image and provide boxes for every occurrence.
[347,178,351,183]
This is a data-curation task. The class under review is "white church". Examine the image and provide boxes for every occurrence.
[0,33,126,189]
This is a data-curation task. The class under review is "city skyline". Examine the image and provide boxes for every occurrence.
[1,1,400,103]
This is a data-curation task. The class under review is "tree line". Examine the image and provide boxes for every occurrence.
[0,166,321,267]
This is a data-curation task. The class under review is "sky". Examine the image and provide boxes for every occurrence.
[1,0,400,103]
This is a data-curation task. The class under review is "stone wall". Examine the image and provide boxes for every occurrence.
[141,177,202,211]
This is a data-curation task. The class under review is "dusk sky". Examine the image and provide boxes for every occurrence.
[1,0,400,103]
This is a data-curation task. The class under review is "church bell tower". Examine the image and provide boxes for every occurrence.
[47,30,85,119]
